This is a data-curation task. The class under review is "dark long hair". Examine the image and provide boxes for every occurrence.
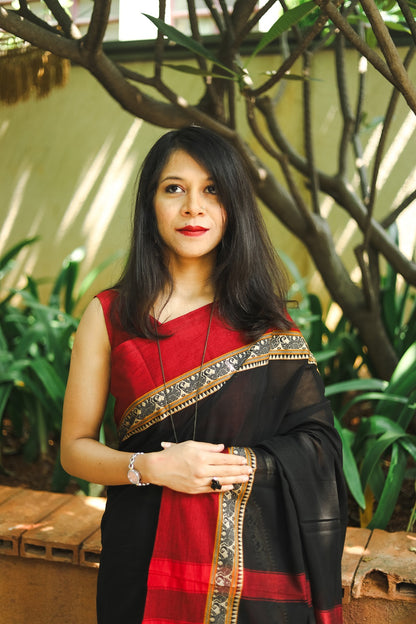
[113,126,291,339]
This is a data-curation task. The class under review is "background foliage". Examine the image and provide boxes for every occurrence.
[0,0,415,380]
[0,240,415,528]
[0,2,415,527]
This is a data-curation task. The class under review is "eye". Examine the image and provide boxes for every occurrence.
[165,184,183,194]
[205,184,217,195]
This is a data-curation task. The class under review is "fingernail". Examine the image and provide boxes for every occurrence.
[161,441,171,448]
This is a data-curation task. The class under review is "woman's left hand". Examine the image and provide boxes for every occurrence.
[137,440,252,494]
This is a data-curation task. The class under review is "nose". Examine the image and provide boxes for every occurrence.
[183,190,204,216]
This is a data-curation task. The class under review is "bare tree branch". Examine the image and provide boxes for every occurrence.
[204,0,225,34]
[218,0,233,27]
[302,51,320,215]
[335,33,354,179]
[396,0,416,46]
[154,0,167,81]
[312,0,360,52]
[187,0,221,113]
[382,189,416,230]
[115,64,157,87]
[43,0,82,39]
[359,0,416,111]
[2,0,414,377]
[367,47,416,229]
[188,0,207,72]
[354,244,380,311]
[11,1,62,36]
[82,0,111,57]
[352,20,370,203]
[230,0,257,47]
[251,14,329,97]
[315,0,399,89]
[256,96,416,285]
[239,0,276,42]
[246,97,316,229]
[0,7,81,60]
[325,178,416,285]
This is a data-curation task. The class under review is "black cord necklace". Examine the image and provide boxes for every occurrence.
[155,303,215,443]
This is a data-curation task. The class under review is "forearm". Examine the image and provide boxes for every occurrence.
[61,437,155,486]
[61,437,252,492]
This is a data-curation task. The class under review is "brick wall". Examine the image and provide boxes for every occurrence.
[1,486,415,623]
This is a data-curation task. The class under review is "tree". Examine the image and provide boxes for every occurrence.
[1,0,415,379]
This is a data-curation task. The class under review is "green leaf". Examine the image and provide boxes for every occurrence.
[334,419,365,508]
[396,394,416,431]
[314,349,338,363]
[29,357,66,414]
[248,1,318,63]
[325,378,387,397]
[0,384,12,420]
[51,451,71,492]
[382,21,411,34]
[143,14,236,76]
[365,27,378,49]
[337,391,408,422]
[399,436,416,462]
[360,430,406,488]
[264,71,322,82]
[367,443,407,529]
[0,237,39,278]
[357,415,407,438]
[376,343,416,417]
[50,247,85,313]
[164,63,236,80]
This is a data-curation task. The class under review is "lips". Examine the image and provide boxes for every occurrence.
[177,225,209,236]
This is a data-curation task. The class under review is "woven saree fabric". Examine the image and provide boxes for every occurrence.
[96,290,347,624]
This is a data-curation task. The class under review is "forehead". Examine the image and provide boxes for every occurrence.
[158,149,212,181]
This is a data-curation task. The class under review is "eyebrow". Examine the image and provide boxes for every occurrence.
[159,175,214,184]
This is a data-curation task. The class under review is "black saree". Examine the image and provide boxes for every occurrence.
[96,292,347,624]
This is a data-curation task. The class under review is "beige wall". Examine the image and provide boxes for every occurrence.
[0,50,415,315]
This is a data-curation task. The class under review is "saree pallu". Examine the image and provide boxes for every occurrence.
[96,291,347,624]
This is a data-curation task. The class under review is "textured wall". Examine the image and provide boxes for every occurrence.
[0,50,415,315]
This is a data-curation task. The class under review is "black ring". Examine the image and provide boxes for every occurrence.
[210,478,222,491]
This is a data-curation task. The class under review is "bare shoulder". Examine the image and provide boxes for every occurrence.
[73,297,110,356]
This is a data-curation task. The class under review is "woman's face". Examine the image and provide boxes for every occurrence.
[153,149,227,266]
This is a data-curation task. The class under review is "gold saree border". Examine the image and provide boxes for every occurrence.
[203,447,256,624]
[118,329,315,443]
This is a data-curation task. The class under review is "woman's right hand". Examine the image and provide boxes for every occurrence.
[139,440,253,494]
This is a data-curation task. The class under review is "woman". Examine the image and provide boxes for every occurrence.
[61,126,347,624]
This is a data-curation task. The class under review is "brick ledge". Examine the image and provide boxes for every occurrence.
[1,485,415,605]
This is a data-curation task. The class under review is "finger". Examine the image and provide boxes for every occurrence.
[206,476,248,492]
[161,441,177,449]
[189,441,225,452]
[206,454,250,466]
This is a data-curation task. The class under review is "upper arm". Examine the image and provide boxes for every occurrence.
[62,297,111,445]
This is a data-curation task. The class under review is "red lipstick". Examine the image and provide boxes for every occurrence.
[177,225,209,237]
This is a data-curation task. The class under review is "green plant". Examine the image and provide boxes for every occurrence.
[2,1,416,380]
[329,344,416,529]
[0,241,121,494]
[282,250,368,387]
[283,250,416,528]
[380,229,416,361]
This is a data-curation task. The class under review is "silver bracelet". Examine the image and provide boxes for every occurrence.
[127,451,150,486]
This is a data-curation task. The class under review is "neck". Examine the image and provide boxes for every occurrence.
[169,255,216,300]
[155,257,216,323]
